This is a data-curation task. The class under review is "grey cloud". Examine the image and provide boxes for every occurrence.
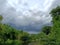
[0,0,59,33]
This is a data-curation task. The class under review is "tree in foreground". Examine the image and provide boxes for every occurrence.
[42,26,51,35]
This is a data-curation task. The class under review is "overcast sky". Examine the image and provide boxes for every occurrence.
[0,0,60,33]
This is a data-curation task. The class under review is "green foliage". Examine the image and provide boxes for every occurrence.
[20,35,31,45]
[42,26,51,35]
[0,15,3,20]
[0,23,31,45]
[50,6,60,17]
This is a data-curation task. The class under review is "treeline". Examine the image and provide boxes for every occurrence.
[0,6,60,45]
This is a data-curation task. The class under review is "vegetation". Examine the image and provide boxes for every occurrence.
[0,6,60,45]
[0,15,31,45]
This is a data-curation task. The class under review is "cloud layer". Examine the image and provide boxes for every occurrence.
[0,0,59,33]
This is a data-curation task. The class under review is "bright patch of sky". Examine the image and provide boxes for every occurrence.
[6,0,55,12]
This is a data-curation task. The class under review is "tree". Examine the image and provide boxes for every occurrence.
[50,6,60,45]
[0,15,3,30]
[50,6,60,22]
[50,6,60,17]
[42,26,51,35]
[20,35,31,45]
[0,15,3,23]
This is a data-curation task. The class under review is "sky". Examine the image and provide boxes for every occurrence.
[0,0,60,33]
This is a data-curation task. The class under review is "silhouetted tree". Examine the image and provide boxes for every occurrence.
[42,26,51,35]
[20,35,31,45]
